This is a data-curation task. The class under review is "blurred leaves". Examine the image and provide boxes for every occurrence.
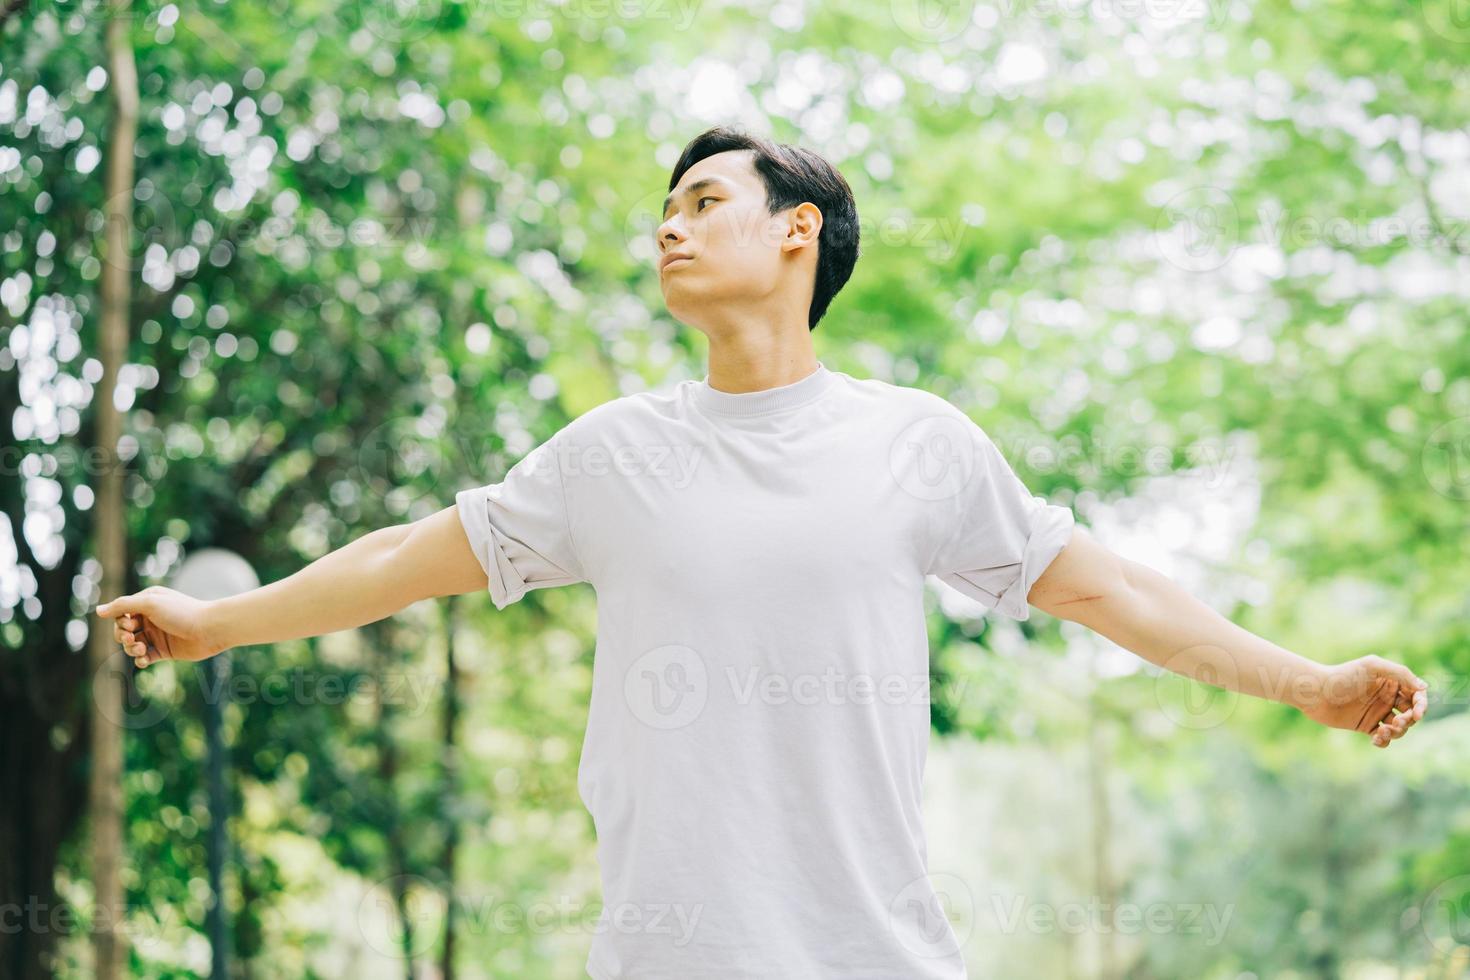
[2,0,1467,974]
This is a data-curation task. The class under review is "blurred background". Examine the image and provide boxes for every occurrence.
[3,0,1469,976]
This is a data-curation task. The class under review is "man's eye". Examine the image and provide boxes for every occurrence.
[697,196,717,210]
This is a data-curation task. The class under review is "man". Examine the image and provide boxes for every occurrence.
[98,126,1428,979]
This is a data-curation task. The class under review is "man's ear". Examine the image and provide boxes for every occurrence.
[783,201,823,252]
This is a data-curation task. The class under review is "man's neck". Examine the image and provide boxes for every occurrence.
[705,335,819,395]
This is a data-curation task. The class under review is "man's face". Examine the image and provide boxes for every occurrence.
[655,150,796,325]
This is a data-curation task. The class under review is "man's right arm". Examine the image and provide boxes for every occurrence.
[210,504,490,649]
[97,505,491,666]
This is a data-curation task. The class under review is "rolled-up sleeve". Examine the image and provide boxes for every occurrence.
[455,431,587,610]
[924,411,1075,621]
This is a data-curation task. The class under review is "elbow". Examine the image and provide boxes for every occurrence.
[1057,557,1148,632]
[1030,541,1137,627]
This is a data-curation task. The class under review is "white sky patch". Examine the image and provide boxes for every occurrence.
[931,432,1262,682]
[685,60,746,121]
[994,42,1048,88]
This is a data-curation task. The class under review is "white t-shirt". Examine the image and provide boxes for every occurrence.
[455,360,1075,980]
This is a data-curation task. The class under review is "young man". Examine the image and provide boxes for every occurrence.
[99,127,1428,979]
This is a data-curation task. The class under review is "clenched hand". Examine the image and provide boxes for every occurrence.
[1298,655,1429,749]
[96,586,225,669]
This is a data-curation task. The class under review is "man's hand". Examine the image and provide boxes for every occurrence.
[97,587,225,669]
[1296,655,1429,748]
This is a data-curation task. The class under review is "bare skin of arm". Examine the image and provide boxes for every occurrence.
[1025,525,1429,749]
[95,504,488,666]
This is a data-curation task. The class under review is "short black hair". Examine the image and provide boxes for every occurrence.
[667,126,861,332]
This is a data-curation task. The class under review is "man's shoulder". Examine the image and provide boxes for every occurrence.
[837,372,966,420]
[556,381,694,442]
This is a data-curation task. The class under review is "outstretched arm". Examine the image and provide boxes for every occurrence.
[96,504,490,667]
[1025,525,1429,749]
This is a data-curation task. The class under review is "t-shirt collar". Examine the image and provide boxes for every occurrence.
[693,360,835,417]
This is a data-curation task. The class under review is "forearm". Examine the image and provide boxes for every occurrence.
[207,524,417,651]
[1080,559,1327,710]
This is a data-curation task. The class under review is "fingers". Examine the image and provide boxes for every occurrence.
[1372,714,1397,747]
[112,614,144,646]
[128,639,158,668]
[109,613,158,668]
[113,613,139,642]
[1371,688,1429,748]
[98,594,151,620]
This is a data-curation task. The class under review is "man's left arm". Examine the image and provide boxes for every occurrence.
[1024,525,1429,748]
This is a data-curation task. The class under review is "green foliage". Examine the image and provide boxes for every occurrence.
[3,0,1467,974]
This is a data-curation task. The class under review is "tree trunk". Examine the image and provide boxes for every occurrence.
[371,623,414,980]
[89,0,139,976]
[1086,658,1117,980]
[0,649,91,979]
[439,598,461,980]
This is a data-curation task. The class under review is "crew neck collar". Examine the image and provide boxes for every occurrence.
[693,360,835,417]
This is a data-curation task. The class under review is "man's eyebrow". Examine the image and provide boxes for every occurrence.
[662,177,727,217]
